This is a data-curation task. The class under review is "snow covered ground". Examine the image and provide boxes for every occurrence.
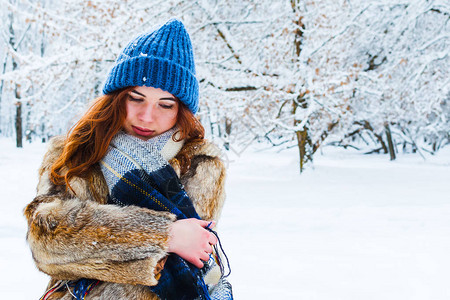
[1,138,449,299]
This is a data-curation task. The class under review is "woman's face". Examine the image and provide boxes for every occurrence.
[123,86,179,140]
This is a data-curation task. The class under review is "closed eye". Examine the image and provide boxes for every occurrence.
[160,104,174,109]
[128,96,143,102]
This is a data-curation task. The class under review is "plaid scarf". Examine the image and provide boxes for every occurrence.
[99,129,211,300]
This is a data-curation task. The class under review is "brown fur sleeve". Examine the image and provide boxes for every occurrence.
[177,140,227,222]
[24,137,177,286]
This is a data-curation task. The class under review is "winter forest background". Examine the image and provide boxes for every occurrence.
[1,1,450,298]
[1,0,449,171]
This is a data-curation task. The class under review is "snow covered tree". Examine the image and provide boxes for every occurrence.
[1,0,40,147]
[1,0,190,140]
[0,0,448,172]
[189,0,361,170]
[329,0,450,158]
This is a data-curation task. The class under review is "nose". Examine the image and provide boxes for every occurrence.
[139,102,155,123]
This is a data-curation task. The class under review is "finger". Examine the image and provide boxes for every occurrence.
[193,259,204,269]
[199,220,216,229]
[209,233,218,245]
[200,251,210,262]
[206,246,213,254]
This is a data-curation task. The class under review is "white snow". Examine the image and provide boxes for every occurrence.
[1,138,449,299]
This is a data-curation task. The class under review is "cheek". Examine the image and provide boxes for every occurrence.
[167,111,178,127]
[123,104,135,128]
[125,103,138,121]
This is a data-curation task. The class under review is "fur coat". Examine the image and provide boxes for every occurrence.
[24,136,226,299]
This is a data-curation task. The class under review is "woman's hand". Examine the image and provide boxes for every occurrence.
[168,218,218,268]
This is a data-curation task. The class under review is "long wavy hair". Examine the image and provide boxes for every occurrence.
[50,87,205,200]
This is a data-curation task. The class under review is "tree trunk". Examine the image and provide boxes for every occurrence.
[358,120,389,153]
[385,123,396,160]
[291,0,309,173]
[0,54,8,134]
[8,9,23,147]
[295,129,308,173]
[15,101,22,148]
[12,56,22,147]
[224,117,232,150]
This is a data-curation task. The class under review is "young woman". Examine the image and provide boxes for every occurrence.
[25,19,232,300]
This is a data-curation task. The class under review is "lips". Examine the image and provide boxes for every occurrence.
[131,125,155,137]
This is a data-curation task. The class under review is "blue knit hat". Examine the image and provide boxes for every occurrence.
[103,19,199,114]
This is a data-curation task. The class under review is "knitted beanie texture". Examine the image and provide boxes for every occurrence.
[103,19,199,114]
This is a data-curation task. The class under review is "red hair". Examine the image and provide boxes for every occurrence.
[50,87,204,200]
[175,101,206,174]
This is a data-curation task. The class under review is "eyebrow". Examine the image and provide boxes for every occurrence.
[130,90,146,97]
[130,90,176,101]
